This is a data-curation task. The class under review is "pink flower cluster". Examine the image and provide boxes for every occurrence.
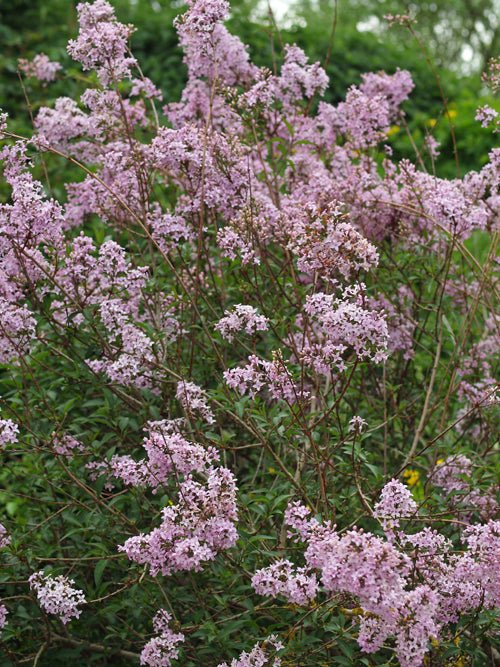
[0,604,7,636]
[224,353,309,403]
[251,559,318,606]
[67,0,136,86]
[176,380,215,424]
[383,13,418,27]
[0,418,19,448]
[48,235,179,391]
[374,478,418,533]
[431,455,499,520]
[2,0,500,662]
[93,420,215,491]
[34,97,101,156]
[475,105,499,129]
[175,0,229,40]
[29,571,86,624]
[152,125,248,217]
[0,523,11,548]
[52,433,85,457]
[369,287,415,359]
[432,454,473,492]
[18,53,62,85]
[215,305,269,342]
[140,609,185,667]
[482,56,500,92]
[173,0,255,90]
[217,635,284,667]
[463,521,500,607]
[252,489,500,667]
[216,222,259,266]
[289,204,379,281]
[300,284,388,374]
[115,421,238,576]
[348,415,368,432]
[0,299,35,364]
[359,68,414,119]
[279,44,329,106]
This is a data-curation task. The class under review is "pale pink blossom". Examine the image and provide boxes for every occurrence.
[0,419,19,448]
[217,636,284,667]
[18,53,62,85]
[215,305,269,341]
[0,523,11,548]
[140,610,184,667]
[29,571,86,624]
[0,604,7,636]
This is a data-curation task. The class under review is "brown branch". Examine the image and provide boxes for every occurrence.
[50,634,140,662]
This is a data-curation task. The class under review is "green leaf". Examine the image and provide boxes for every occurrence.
[94,558,109,588]
[442,314,456,344]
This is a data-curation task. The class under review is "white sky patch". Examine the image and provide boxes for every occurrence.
[357,15,382,33]
[256,0,306,27]
[266,0,290,20]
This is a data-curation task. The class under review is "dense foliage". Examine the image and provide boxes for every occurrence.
[0,1,500,665]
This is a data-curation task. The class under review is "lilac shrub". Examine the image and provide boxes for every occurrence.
[0,0,499,664]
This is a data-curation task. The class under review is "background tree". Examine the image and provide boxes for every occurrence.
[284,0,500,74]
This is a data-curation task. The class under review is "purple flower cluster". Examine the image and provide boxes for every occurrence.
[215,305,269,342]
[0,418,19,448]
[114,421,238,576]
[29,571,86,624]
[252,493,500,666]
[374,478,418,533]
[224,353,309,403]
[0,604,7,636]
[176,380,215,424]
[217,635,284,667]
[0,523,11,548]
[67,0,136,86]
[18,54,62,85]
[140,609,185,667]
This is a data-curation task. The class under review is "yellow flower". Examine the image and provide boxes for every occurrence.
[387,125,400,136]
[403,468,420,488]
